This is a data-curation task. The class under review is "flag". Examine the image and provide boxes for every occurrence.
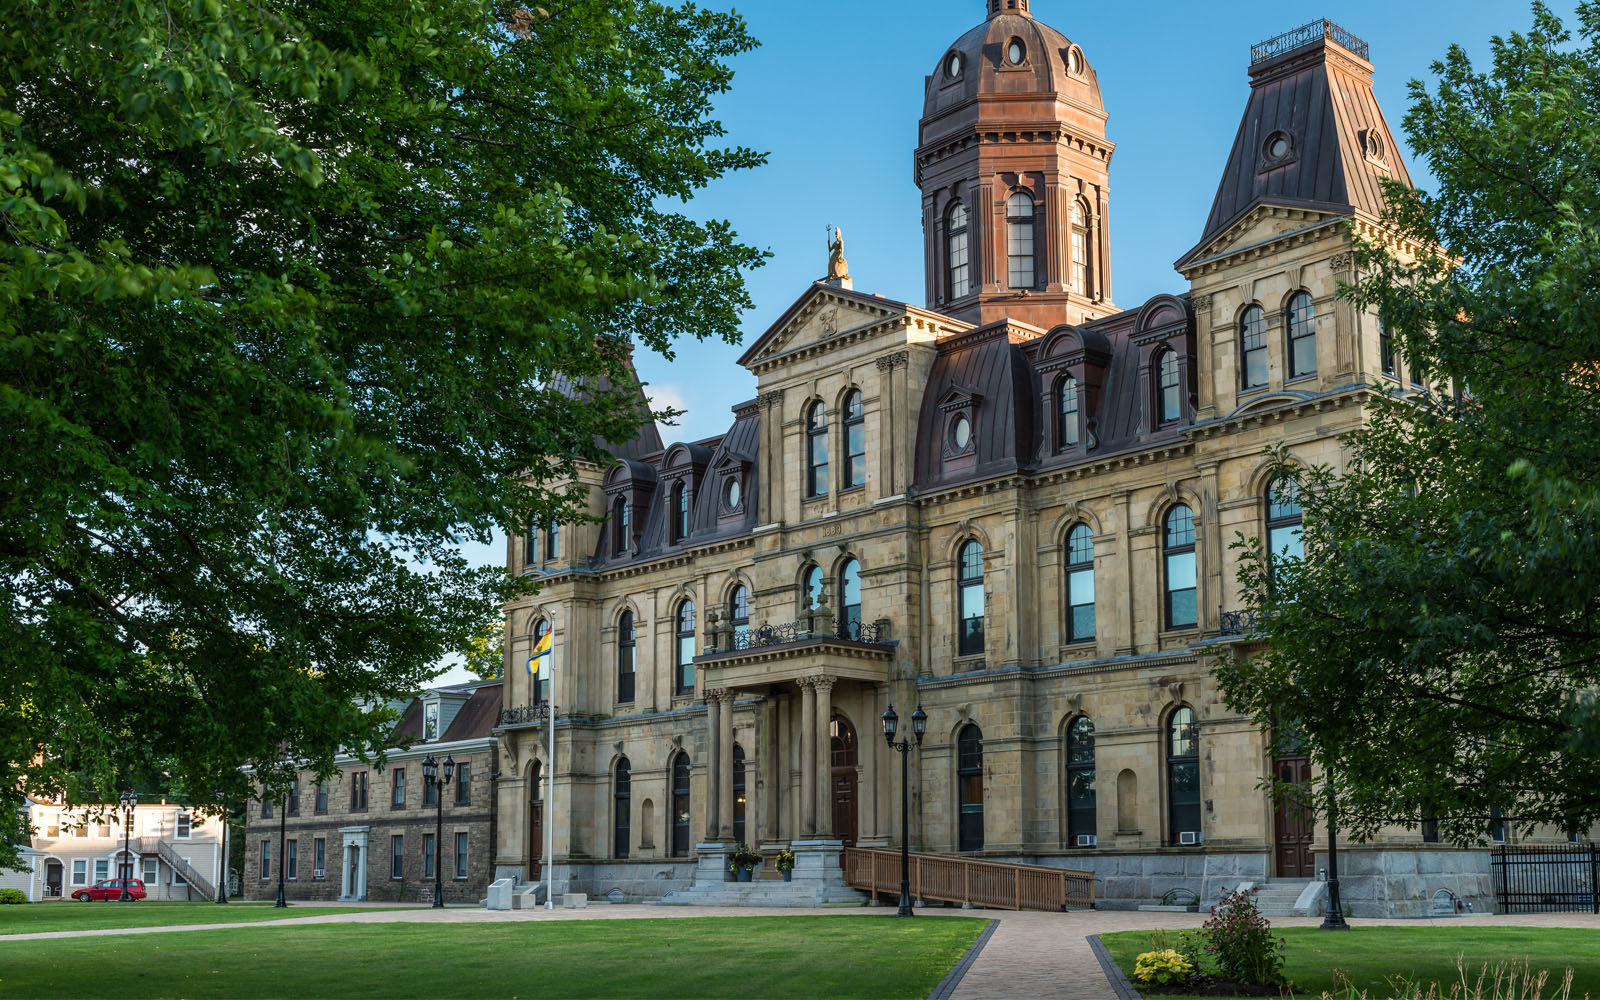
[527,628,552,679]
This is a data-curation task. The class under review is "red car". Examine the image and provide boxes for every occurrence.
[73,878,147,901]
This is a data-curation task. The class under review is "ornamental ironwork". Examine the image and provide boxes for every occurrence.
[723,617,886,652]
[1218,610,1259,636]
[498,703,550,727]
[1250,19,1369,65]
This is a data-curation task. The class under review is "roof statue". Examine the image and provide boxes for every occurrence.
[824,224,851,289]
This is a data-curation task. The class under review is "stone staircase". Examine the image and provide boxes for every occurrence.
[656,840,868,909]
[1247,878,1323,917]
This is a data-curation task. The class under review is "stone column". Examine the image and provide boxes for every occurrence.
[814,675,836,838]
[764,697,781,842]
[799,678,817,837]
[717,690,736,841]
[704,690,723,840]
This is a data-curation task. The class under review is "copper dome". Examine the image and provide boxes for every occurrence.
[922,9,1104,128]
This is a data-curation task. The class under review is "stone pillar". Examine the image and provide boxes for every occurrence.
[799,678,817,837]
[704,690,723,840]
[814,675,835,838]
[717,690,735,841]
[764,696,781,842]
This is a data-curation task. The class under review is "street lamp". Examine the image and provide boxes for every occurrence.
[881,703,927,918]
[274,789,287,908]
[118,791,138,901]
[1321,781,1349,930]
[423,754,455,909]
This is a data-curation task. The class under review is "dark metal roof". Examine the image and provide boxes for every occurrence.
[548,345,664,463]
[1178,24,1412,268]
[440,682,504,742]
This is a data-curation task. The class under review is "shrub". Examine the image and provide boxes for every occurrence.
[1322,958,1575,1000]
[774,849,796,872]
[1200,887,1287,987]
[1132,948,1195,987]
[0,888,27,904]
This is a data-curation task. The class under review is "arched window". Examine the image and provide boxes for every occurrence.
[612,495,631,555]
[613,758,631,859]
[1287,291,1316,378]
[1070,200,1090,296]
[1240,305,1267,389]
[1066,716,1096,846]
[842,389,866,490]
[545,522,559,562]
[947,202,971,300]
[674,600,695,695]
[1167,707,1201,844]
[806,401,829,498]
[1379,315,1397,377]
[957,724,984,851]
[838,559,861,639]
[1266,476,1304,567]
[957,540,985,656]
[831,714,859,767]
[729,585,750,646]
[532,618,551,704]
[672,481,690,543]
[1006,192,1036,289]
[1163,506,1197,629]
[523,520,538,567]
[732,744,746,846]
[1065,524,1095,642]
[616,611,635,703]
[1156,349,1181,425]
[670,752,691,858]
[803,565,824,616]
[1057,376,1080,450]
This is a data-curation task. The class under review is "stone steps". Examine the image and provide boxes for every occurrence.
[1247,879,1319,917]
[656,881,866,908]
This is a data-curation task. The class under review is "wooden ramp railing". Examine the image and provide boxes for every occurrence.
[842,847,1094,911]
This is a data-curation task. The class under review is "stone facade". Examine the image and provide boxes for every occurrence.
[488,5,1591,917]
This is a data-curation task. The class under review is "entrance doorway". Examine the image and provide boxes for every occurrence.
[830,714,859,847]
[1273,757,1315,878]
[46,860,62,897]
[529,760,544,880]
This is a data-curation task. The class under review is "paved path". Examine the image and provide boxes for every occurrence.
[5,902,1598,1000]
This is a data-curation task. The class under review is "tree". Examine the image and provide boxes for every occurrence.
[461,617,506,681]
[0,0,764,868]
[1217,2,1600,845]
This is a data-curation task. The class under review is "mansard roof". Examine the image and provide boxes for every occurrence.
[548,343,664,463]
[1178,20,1413,268]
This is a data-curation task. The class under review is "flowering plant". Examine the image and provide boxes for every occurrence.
[1200,887,1287,987]
[774,848,796,872]
[727,843,762,872]
[1132,949,1194,986]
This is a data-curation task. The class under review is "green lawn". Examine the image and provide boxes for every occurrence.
[0,901,415,935]
[0,916,986,998]
[1102,927,1600,999]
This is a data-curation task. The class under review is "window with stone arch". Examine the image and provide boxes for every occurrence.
[616,610,635,703]
[802,564,824,620]
[806,401,829,498]
[838,558,861,639]
[1070,199,1090,296]
[957,540,985,656]
[1167,706,1201,844]
[1163,505,1197,629]
[1240,304,1267,389]
[613,757,630,859]
[532,617,551,704]
[947,201,971,300]
[670,752,691,858]
[674,600,695,696]
[671,480,690,543]
[842,389,866,490]
[1065,523,1095,642]
[1266,475,1304,569]
[728,584,750,646]
[957,724,984,851]
[611,495,630,555]
[1056,375,1080,450]
[1066,716,1096,846]
[1156,348,1182,425]
[1006,191,1037,289]
[1286,290,1316,378]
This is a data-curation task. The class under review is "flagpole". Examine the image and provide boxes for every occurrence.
[546,610,556,911]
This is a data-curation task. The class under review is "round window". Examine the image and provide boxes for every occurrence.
[952,414,972,450]
[723,476,742,510]
[1007,39,1025,65]
[1365,133,1382,159]
[1266,132,1290,160]
[946,52,962,79]
[1069,48,1083,74]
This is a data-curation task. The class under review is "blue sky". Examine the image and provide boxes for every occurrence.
[434,0,1569,682]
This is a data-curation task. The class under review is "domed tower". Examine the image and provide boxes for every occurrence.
[917,0,1114,328]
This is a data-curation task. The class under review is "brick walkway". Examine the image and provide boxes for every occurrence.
[5,902,1598,999]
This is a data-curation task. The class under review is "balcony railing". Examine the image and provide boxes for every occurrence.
[709,616,887,654]
[1218,610,1259,636]
[498,703,550,727]
[1250,19,1369,65]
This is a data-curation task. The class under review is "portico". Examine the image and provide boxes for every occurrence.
[338,827,369,901]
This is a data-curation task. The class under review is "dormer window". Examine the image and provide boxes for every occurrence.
[612,495,631,555]
[423,702,440,741]
[1006,38,1026,65]
[1057,376,1080,449]
[951,414,972,452]
[671,481,690,543]
[1260,129,1297,171]
[945,52,963,79]
[1157,349,1181,425]
[723,475,742,511]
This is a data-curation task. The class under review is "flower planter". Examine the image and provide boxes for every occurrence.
[737,868,753,883]
[781,869,792,882]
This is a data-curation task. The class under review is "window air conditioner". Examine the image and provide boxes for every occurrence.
[1075,835,1097,847]
[1179,831,1200,846]
[314,868,325,879]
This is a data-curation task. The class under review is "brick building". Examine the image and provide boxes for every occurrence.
[243,679,501,904]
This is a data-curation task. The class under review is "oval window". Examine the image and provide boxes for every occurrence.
[1365,133,1382,159]
[1007,39,1025,65]
[724,477,742,510]
[1266,132,1290,160]
[946,52,962,79]
[952,414,972,450]
[1069,48,1084,74]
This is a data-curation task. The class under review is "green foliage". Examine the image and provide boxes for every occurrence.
[774,848,795,872]
[1217,2,1600,843]
[460,616,505,680]
[0,888,26,905]
[1199,889,1286,988]
[1132,948,1195,987]
[0,0,765,869]
[727,843,761,872]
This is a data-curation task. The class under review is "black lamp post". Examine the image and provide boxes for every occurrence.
[423,754,455,909]
[1320,781,1348,930]
[274,790,287,908]
[118,791,138,901]
[881,703,927,918]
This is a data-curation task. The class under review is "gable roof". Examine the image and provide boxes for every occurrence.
[736,282,915,369]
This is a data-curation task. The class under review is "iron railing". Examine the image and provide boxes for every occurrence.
[1492,843,1599,914]
[1250,19,1369,65]
[718,617,886,652]
[1219,610,1259,636]
[498,703,550,727]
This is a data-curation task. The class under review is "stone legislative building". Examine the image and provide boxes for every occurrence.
[489,3,1570,916]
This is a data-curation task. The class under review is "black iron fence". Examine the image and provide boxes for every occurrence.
[498,703,550,727]
[1250,19,1369,65]
[717,617,886,652]
[1491,843,1599,914]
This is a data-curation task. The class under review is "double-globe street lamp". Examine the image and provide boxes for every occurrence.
[275,788,288,908]
[881,704,928,918]
[422,754,455,909]
[118,791,138,901]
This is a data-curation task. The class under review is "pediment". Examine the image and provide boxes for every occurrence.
[1177,202,1347,272]
[737,283,909,369]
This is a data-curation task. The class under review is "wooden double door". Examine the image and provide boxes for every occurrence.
[1273,757,1315,878]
